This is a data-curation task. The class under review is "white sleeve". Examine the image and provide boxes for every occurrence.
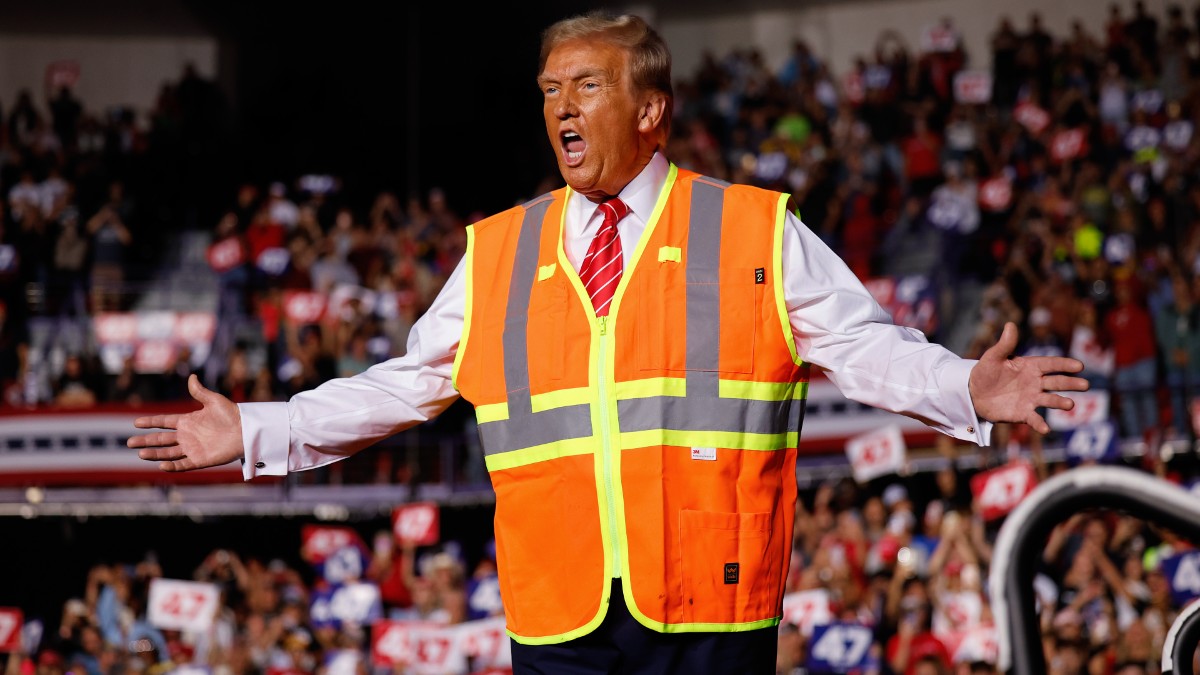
[782,210,991,446]
[238,257,466,479]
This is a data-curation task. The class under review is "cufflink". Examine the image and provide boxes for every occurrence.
[967,425,975,434]
[255,462,266,469]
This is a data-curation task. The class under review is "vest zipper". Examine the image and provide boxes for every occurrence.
[597,314,620,579]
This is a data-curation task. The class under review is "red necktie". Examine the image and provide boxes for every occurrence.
[579,197,630,316]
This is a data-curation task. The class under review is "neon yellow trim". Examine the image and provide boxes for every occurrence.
[719,379,809,401]
[657,245,681,262]
[530,387,590,413]
[484,436,595,471]
[473,402,508,424]
[537,262,557,281]
[621,597,782,633]
[613,377,686,400]
[774,194,803,366]
[451,227,476,390]
[609,165,677,586]
[621,428,799,451]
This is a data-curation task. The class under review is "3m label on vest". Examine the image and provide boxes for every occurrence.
[755,268,765,284]
[691,447,716,461]
[724,563,739,584]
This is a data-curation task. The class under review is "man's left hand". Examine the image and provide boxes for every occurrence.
[968,321,1090,434]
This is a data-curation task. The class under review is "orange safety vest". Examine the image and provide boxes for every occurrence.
[453,165,810,644]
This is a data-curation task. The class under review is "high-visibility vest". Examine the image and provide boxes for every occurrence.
[453,165,810,644]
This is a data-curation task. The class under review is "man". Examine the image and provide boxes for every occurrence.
[130,12,1087,674]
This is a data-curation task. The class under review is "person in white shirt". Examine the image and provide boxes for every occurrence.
[130,10,1088,674]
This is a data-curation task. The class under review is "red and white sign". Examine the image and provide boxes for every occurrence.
[283,290,327,325]
[971,461,1036,522]
[372,617,510,674]
[393,502,441,546]
[978,176,1013,212]
[845,425,907,483]
[0,609,22,653]
[175,312,217,344]
[921,23,960,53]
[1014,102,1051,136]
[932,590,983,638]
[1047,390,1110,431]
[781,589,833,637]
[1051,128,1088,162]
[953,71,992,104]
[206,237,245,273]
[147,579,220,632]
[941,624,999,663]
[302,525,367,563]
[45,61,81,92]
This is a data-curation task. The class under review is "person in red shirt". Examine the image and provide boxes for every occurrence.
[902,114,944,198]
[1104,277,1160,440]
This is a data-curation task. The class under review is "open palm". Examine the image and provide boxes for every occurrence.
[127,374,245,471]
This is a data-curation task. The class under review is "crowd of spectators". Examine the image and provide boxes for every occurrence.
[8,1,1200,673]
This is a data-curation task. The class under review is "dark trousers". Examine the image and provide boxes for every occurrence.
[510,580,778,675]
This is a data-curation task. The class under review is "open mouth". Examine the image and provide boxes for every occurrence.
[561,131,585,165]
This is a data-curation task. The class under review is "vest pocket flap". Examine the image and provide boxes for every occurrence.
[679,509,770,532]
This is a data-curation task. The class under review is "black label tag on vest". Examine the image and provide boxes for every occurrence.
[754,268,765,284]
[724,562,739,584]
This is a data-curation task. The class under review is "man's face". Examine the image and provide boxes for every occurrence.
[539,37,650,201]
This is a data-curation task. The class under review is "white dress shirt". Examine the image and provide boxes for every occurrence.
[238,153,990,479]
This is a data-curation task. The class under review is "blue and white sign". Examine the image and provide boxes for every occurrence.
[1064,421,1118,465]
[318,544,369,585]
[806,622,876,673]
[1161,551,1200,606]
[310,582,383,629]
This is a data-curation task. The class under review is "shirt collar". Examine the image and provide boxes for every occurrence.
[573,151,670,228]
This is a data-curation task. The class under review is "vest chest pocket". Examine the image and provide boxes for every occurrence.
[635,265,757,373]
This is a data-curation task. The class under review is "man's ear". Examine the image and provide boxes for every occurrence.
[637,91,668,135]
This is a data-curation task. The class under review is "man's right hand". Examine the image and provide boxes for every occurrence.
[127,374,245,471]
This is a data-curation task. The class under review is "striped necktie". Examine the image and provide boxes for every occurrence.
[579,197,630,317]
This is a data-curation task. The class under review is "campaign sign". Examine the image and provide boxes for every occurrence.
[1161,551,1200,606]
[1064,421,1118,465]
[393,503,441,546]
[311,582,383,629]
[1014,103,1051,136]
[941,625,999,664]
[1047,390,1110,431]
[806,622,874,672]
[845,425,907,483]
[978,176,1013,212]
[971,461,1036,522]
[0,609,21,653]
[466,574,504,621]
[147,579,220,632]
[781,589,833,637]
[302,525,368,564]
[317,544,370,585]
[1050,128,1088,163]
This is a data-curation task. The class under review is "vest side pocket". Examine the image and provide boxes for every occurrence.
[678,509,772,624]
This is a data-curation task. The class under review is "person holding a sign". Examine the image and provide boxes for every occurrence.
[129,11,1089,673]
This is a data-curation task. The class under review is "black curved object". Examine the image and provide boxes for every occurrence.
[990,466,1200,674]
[1163,599,1200,675]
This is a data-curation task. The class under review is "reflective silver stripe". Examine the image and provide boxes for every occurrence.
[481,195,594,457]
[617,395,800,434]
[617,179,806,440]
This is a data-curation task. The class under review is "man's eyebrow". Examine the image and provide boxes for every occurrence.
[538,67,608,87]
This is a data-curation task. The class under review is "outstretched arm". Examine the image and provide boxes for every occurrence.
[968,321,1089,434]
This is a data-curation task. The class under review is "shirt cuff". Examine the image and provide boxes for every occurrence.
[938,358,992,447]
[238,402,291,480]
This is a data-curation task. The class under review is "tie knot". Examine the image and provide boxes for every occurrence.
[598,197,630,227]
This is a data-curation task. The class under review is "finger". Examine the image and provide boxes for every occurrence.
[134,414,181,430]
[127,431,179,449]
[1035,392,1076,411]
[1042,375,1090,392]
[137,446,187,462]
[1031,356,1085,374]
[982,321,1018,362]
[1027,410,1050,435]
[188,373,218,405]
[158,459,196,472]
